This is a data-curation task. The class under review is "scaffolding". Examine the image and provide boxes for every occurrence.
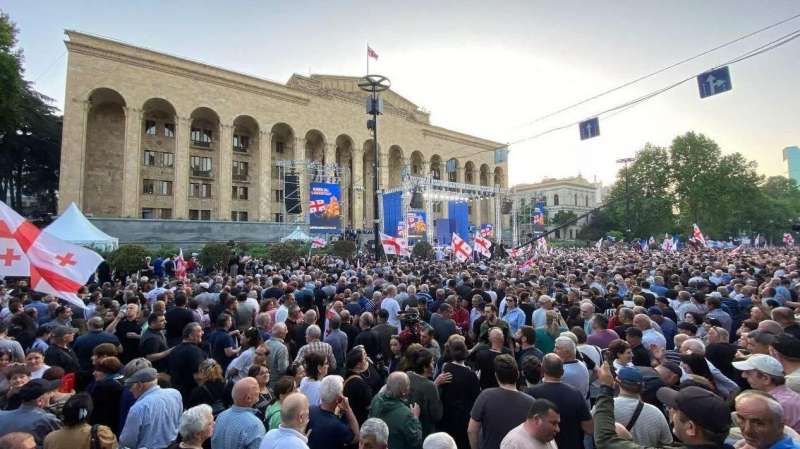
[273,160,346,227]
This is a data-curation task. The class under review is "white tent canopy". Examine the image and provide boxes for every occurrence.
[45,202,119,251]
[280,226,313,242]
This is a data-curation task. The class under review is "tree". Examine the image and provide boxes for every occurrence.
[0,12,61,215]
[551,210,578,227]
[329,240,356,259]
[670,132,723,229]
[199,243,231,272]
[411,241,434,260]
[107,245,149,276]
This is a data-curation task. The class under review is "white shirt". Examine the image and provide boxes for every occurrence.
[381,297,401,328]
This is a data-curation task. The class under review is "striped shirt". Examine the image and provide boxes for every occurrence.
[212,406,266,449]
[119,386,182,449]
[294,340,337,370]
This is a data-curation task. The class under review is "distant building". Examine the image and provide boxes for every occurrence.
[511,175,599,240]
[784,146,800,184]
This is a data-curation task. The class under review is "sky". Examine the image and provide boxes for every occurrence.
[3,0,799,186]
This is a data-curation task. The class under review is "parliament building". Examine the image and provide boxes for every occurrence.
[58,31,508,234]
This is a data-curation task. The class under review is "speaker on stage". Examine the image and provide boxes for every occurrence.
[284,174,301,214]
[410,189,424,209]
[501,200,512,214]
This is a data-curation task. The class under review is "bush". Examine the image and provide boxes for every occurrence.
[199,243,231,272]
[412,241,434,260]
[107,245,150,275]
[329,240,356,260]
[153,244,179,258]
[248,244,269,260]
[265,241,307,266]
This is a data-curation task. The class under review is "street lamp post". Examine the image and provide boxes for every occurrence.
[358,75,391,259]
[616,157,634,242]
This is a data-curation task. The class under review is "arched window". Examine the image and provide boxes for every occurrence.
[554,194,559,206]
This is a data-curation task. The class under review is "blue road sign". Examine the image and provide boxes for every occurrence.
[579,117,600,140]
[697,66,732,99]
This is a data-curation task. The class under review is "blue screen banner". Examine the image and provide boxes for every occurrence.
[309,182,341,233]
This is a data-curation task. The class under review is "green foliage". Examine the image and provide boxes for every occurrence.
[265,241,307,266]
[247,244,269,260]
[153,244,179,258]
[199,243,231,271]
[551,210,578,227]
[0,12,60,215]
[329,240,356,259]
[411,240,434,260]
[107,245,149,275]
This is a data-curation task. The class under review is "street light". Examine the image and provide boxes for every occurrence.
[616,157,634,242]
[358,74,391,259]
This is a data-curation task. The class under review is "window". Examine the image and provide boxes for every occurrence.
[274,190,284,202]
[189,209,211,221]
[275,141,285,154]
[143,151,157,166]
[164,123,175,138]
[145,120,157,136]
[160,208,172,219]
[433,201,443,213]
[158,180,172,195]
[191,127,213,147]
[162,152,174,168]
[190,182,212,198]
[432,168,441,180]
[233,134,250,152]
[143,179,171,195]
[553,194,559,206]
[274,213,284,222]
[232,186,249,200]
[231,211,248,221]
[141,208,154,219]
[233,161,249,180]
[191,156,212,177]
[142,179,155,195]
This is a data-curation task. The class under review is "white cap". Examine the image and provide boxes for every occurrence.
[732,354,784,377]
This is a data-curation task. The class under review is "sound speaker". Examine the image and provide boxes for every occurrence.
[501,200,512,214]
[284,174,301,214]
[410,189,424,209]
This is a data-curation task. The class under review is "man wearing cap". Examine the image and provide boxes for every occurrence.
[771,334,800,394]
[44,325,80,374]
[119,367,183,449]
[597,367,672,447]
[734,354,800,432]
[0,378,62,447]
[595,362,731,449]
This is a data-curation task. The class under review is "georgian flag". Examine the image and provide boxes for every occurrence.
[451,233,472,262]
[535,237,549,255]
[784,233,795,247]
[311,238,327,249]
[367,46,379,60]
[474,234,492,258]
[396,238,411,257]
[692,224,707,248]
[0,200,102,308]
[309,200,326,214]
[662,233,673,252]
[595,237,604,251]
[175,248,186,280]
[380,233,404,256]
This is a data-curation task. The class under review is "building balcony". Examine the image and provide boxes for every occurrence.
[191,169,213,178]
[191,140,214,150]
[233,173,250,182]
[233,145,249,153]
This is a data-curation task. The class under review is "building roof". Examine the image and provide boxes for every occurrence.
[513,174,597,191]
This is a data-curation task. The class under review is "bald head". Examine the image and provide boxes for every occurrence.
[281,392,310,429]
[232,377,259,407]
[758,320,784,336]
[633,314,651,331]
[771,307,795,326]
[386,371,410,399]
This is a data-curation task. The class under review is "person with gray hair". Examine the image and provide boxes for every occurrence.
[734,354,800,432]
[680,338,741,399]
[178,404,215,449]
[325,312,348,374]
[734,390,795,449]
[554,335,590,404]
[294,324,337,371]
[266,322,289,388]
[72,316,121,372]
[359,418,389,449]
[368,372,422,449]
[423,432,457,449]
[306,375,359,449]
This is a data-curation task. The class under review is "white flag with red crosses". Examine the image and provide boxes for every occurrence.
[0,200,102,308]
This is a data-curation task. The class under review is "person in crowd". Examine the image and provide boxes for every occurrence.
[265,375,297,430]
[526,354,592,449]
[88,356,124,434]
[343,346,375,425]
[0,432,36,449]
[44,325,80,374]
[405,345,448,439]
[588,315,623,349]
[165,294,198,347]
[424,432,458,449]
[167,404,215,449]
[248,364,273,420]
[119,367,183,449]
[43,393,117,449]
[0,378,62,447]
[369,371,423,449]
[358,418,389,449]
[169,322,207,405]
[265,322,289,389]
[139,313,172,371]
[0,362,31,410]
[771,334,800,393]
[72,317,121,372]
[608,339,634,371]
[307,375,359,449]
[734,354,800,432]
[325,313,348,375]
[534,311,563,355]
[188,358,228,413]
[439,337,480,449]
[500,399,560,449]
[259,392,310,449]
[553,336,590,404]
[25,348,49,379]
[294,325,337,372]
[207,313,240,372]
[298,351,328,406]
[469,354,535,449]
[212,376,266,449]
[734,390,800,449]
[475,327,513,390]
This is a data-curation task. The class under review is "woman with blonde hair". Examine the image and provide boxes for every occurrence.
[188,359,227,415]
[534,310,566,354]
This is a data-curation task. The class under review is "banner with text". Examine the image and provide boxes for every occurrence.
[309,182,341,233]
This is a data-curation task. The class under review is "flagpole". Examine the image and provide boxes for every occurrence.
[366,42,369,75]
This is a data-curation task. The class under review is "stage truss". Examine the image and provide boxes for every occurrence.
[273,160,346,226]
[384,170,509,243]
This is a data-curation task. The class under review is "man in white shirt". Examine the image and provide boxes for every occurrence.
[380,285,401,329]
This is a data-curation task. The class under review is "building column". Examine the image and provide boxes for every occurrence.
[351,149,364,230]
[489,173,498,231]
[378,151,389,191]
[456,165,465,184]
[218,124,233,220]
[258,131,273,221]
[121,106,142,218]
[324,143,336,170]
[173,116,190,219]
[58,100,90,213]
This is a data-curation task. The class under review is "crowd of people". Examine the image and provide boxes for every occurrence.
[1,244,800,449]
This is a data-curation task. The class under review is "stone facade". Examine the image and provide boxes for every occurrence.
[512,175,600,240]
[58,31,508,233]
